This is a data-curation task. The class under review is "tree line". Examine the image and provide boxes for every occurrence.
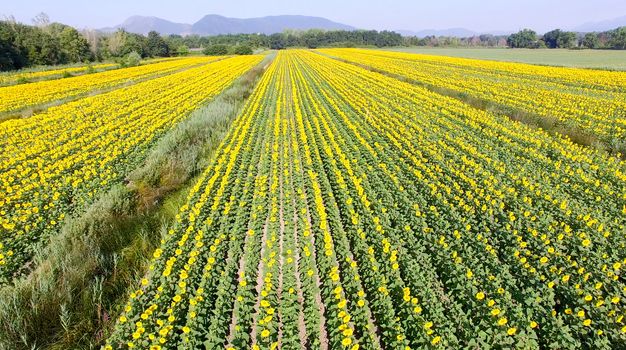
[506,27,626,49]
[0,15,185,71]
[402,34,509,47]
[401,27,626,49]
[1,15,93,71]
[168,29,403,50]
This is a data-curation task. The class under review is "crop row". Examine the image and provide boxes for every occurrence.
[0,62,118,86]
[0,57,184,87]
[0,56,219,114]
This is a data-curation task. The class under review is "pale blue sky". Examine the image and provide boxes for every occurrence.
[2,0,626,33]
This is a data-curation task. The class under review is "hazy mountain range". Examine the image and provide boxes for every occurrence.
[100,14,626,37]
[574,15,626,32]
[101,16,193,35]
[100,14,354,35]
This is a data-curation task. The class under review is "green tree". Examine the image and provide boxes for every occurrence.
[123,51,141,67]
[556,31,576,48]
[0,21,27,70]
[301,29,323,48]
[176,44,190,56]
[146,31,169,57]
[203,44,228,55]
[609,27,626,49]
[375,30,403,47]
[302,32,321,48]
[231,45,253,55]
[105,30,147,58]
[59,26,91,62]
[269,33,285,50]
[120,32,147,57]
[542,29,562,48]
[22,29,63,65]
[507,29,537,48]
[582,32,600,49]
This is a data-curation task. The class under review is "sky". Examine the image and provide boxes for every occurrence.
[2,0,626,33]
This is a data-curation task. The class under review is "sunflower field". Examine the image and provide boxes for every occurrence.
[102,50,626,350]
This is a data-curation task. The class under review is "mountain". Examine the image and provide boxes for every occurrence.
[102,14,354,36]
[574,15,626,32]
[101,16,192,35]
[192,14,354,35]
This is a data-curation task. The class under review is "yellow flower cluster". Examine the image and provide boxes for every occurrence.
[0,56,220,114]
[0,62,118,86]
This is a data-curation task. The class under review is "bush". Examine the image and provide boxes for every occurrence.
[122,51,141,67]
[16,76,30,84]
[203,44,229,56]
[176,45,190,56]
[231,45,253,55]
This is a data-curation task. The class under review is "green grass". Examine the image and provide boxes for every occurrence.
[384,47,626,70]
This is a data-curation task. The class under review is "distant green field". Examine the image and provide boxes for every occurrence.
[384,47,626,70]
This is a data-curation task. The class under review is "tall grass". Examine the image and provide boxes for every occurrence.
[0,54,273,350]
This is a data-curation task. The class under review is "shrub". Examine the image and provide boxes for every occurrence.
[123,51,141,67]
[203,44,229,56]
[231,45,253,55]
[176,45,190,56]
